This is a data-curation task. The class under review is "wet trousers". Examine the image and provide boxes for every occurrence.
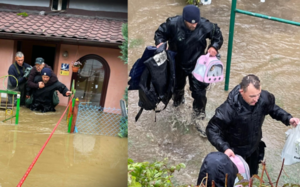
[242,141,266,176]
[242,146,260,177]
[173,66,209,114]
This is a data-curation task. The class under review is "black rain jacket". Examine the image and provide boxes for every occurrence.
[206,85,292,157]
[30,80,69,112]
[197,152,238,187]
[154,15,223,73]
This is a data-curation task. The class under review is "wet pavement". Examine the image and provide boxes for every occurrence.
[128,0,300,185]
[0,106,127,187]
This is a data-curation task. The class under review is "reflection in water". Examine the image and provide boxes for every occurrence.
[73,134,96,154]
[128,0,300,185]
[0,106,127,187]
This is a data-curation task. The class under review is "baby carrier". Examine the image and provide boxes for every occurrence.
[192,53,224,83]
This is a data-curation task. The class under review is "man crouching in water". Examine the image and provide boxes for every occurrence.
[30,68,72,112]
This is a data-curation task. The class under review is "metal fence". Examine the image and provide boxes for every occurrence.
[75,102,123,136]
[0,90,20,124]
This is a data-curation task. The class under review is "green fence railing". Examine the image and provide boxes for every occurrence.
[0,89,20,124]
[225,0,300,90]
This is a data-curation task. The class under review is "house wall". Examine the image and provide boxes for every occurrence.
[57,44,127,109]
[0,39,127,109]
[0,0,49,7]
[0,39,14,90]
[69,0,127,12]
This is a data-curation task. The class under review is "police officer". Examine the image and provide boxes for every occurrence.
[154,5,223,136]
[7,52,31,105]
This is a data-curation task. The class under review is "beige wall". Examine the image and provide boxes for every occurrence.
[0,39,14,90]
[57,44,127,109]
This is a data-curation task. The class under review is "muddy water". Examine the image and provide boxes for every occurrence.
[0,106,127,187]
[128,0,300,185]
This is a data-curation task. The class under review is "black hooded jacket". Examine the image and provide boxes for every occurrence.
[197,152,238,187]
[206,85,292,158]
[154,16,223,73]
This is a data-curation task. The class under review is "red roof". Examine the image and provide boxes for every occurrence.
[0,11,125,44]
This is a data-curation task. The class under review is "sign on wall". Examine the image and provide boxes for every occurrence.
[60,63,69,76]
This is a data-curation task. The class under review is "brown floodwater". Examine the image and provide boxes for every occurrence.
[128,0,300,185]
[0,106,127,187]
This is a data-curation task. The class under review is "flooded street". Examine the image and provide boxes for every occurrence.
[128,0,300,185]
[0,106,127,187]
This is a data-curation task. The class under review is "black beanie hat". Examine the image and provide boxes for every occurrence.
[41,68,52,77]
[182,5,200,23]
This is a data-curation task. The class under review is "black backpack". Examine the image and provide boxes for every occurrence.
[134,43,176,122]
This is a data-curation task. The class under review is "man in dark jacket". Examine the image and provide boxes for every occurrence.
[30,68,71,112]
[206,74,299,176]
[7,51,31,105]
[26,57,58,97]
[154,5,223,136]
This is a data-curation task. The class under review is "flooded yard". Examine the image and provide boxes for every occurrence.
[0,105,127,187]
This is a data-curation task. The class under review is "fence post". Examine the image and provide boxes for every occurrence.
[15,94,20,125]
[71,98,79,133]
[13,125,18,154]
[224,0,237,91]
[68,98,75,133]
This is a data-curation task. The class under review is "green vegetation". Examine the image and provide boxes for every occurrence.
[128,158,300,187]
[118,116,128,138]
[118,23,128,138]
[119,23,128,65]
[118,88,128,138]
[186,0,200,5]
[17,12,28,17]
[128,158,189,187]
[123,87,128,105]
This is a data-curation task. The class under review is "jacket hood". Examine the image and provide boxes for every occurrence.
[227,85,241,109]
[197,152,238,187]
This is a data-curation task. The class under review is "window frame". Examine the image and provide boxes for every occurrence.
[50,0,69,11]
[71,54,111,107]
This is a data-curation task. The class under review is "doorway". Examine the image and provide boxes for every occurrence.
[31,45,56,69]
[72,54,110,107]
[16,41,56,70]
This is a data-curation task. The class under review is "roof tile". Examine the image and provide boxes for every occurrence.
[0,11,126,44]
